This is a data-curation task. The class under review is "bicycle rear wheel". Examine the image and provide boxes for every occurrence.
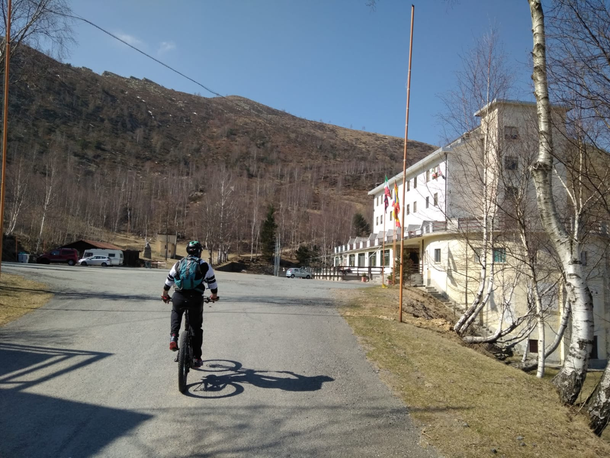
[178,331,190,393]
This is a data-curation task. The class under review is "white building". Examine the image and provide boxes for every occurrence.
[333,99,610,366]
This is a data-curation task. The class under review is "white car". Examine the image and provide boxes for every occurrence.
[78,255,112,267]
[286,268,312,279]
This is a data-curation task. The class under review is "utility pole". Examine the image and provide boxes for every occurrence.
[0,0,12,276]
[273,234,280,276]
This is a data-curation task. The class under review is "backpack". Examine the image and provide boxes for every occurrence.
[174,256,204,292]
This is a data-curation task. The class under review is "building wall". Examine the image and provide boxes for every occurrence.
[372,156,448,233]
[345,100,610,365]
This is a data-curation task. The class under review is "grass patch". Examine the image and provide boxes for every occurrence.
[338,286,610,458]
[0,273,53,327]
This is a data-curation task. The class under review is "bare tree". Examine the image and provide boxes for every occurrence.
[545,0,610,435]
[0,0,74,61]
[529,0,594,405]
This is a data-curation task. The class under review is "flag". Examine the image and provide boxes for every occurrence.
[393,182,401,228]
[383,176,391,212]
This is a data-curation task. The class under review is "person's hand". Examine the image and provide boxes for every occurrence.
[210,293,219,302]
[161,291,171,303]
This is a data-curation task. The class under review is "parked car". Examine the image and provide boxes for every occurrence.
[286,268,312,279]
[36,248,79,266]
[81,249,124,266]
[78,255,111,267]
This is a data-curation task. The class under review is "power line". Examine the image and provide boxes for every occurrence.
[58,12,225,98]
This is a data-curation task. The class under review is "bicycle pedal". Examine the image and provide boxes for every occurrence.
[174,355,179,363]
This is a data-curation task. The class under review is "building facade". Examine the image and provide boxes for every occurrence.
[333,100,610,366]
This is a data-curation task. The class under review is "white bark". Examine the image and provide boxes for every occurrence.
[529,0,594,404]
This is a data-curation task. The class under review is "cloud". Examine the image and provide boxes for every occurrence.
[115,32,144,48]
[157,41,176,55]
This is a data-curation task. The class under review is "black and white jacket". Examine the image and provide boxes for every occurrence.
[163,258,218,295]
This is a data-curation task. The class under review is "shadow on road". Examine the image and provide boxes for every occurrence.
[0,341,111,389]
[0,284,154,303]
[185,359,334,399]
[239,296,337,307]
[0,342,152,458]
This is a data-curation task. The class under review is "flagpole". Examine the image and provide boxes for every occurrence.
[381,206,386,288]
[392,227,397,285]
[399,5,415,322]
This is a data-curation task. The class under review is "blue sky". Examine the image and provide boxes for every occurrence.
[63,0,535,147]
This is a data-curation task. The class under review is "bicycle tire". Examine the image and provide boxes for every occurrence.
[178,331,190,393]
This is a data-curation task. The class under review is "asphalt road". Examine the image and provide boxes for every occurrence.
[0,263,439,458]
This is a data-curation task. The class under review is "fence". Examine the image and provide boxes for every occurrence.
[312,265,391,282]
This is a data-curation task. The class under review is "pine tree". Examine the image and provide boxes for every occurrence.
[260,205,277,262]
[352,213,371,237]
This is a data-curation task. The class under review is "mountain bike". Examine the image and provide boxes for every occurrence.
[163,295,218,393]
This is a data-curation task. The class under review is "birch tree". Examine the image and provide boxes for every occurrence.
[528,0,594,405]
[545,0,610,435]
[34,149,60,252]
[437,29,514,336]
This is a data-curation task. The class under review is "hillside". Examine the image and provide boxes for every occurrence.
[3,47,436,260]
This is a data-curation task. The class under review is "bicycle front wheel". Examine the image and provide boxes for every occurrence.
[178,332,190,393]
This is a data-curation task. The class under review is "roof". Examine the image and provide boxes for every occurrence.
[65,240,124,250]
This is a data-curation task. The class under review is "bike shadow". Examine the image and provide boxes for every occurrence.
[185,359,334,399]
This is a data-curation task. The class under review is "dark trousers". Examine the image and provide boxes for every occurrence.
[170,291,204,359]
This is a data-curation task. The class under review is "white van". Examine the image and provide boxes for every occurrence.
[82,249,124,266]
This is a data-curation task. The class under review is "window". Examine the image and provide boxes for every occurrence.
[349,254,355,267]
[376,216,378,226]
[504,126,519,140]
[390,211,393,221]
[434,248,441,263]
[528,339,538,354]
[493,248,506,263]
[407,180,410,191]
[426,196,430,208]
[406,204,410,215]
[504,156,518,170]
[434,193,438,206]
[426,170,430,182]
[380,214,383,224]
[581,251,588,266]
[414,176,417,188]
[369,252,376,267]
[383,249,390,267]
[473,249,481,264]
[591,336,598,359]
[413,201,417,213]
[358,253,366,267]
[108,253,115,258]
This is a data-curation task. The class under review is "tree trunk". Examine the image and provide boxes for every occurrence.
[587,370,610,436]
[529,0,594,404]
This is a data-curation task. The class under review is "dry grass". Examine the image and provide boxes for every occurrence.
[338,286,610,458]
[0,273,53,327]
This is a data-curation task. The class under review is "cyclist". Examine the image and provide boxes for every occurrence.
[162,240,218,367]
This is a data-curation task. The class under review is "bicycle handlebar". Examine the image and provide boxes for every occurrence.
[161,294,219,304]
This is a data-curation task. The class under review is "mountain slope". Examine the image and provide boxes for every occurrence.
[4,47,437,259]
